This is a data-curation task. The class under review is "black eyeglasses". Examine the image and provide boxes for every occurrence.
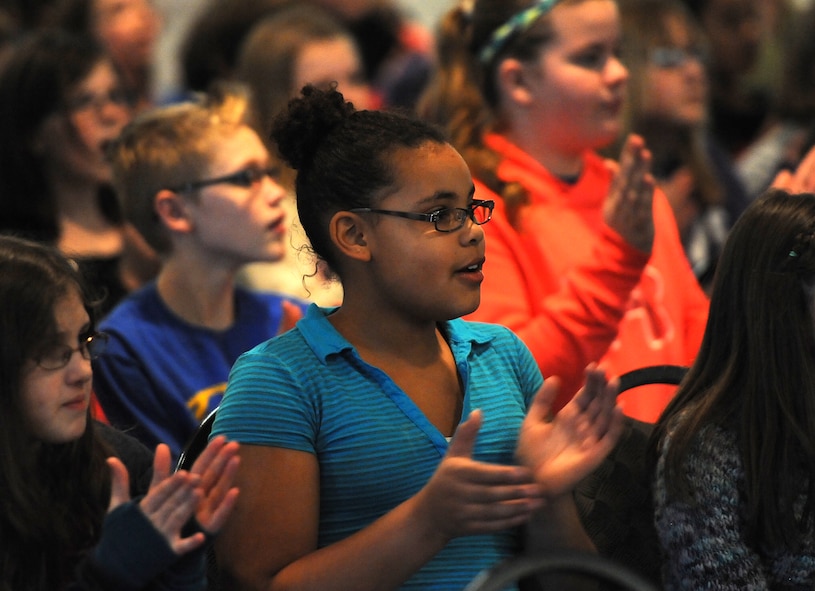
[34,333,109,370]
[169,167,280,193]
[349,199,494,233]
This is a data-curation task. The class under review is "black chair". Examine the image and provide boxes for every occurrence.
[465,550,660,591]
[571,364,688,589]
[175,406,219,472]
[175,407,221,590]
[617,364,688,394]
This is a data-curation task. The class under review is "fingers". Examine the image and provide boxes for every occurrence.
[172,531,207,556]
[195,439,241,534]
[604,134,655,253]
[570,364,603,412]
[149,443,172,490]
[140,470,201,518]
[201,486,240,534]
[139,471,206,555]
[190,435,230,487]
[421,454,544,538]
[526,377,560,424]
[795,148,815,192]
[446,409,482,459]
[771,169,793,191]
[106,457,131,512]
[772,145,815,193]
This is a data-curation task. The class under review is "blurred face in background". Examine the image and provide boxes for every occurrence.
[292,35,373,111]
[698,0,761,76]
[642,13,708,126]
[34,58,132,186]
[93,0,160,79]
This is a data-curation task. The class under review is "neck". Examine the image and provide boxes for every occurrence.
[157,253,238,330]
[502,124,585,178]
[329,290,443,363]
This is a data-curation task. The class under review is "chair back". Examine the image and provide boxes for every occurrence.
[572,364,688,589]
[465,550,660,591]
[175,407,221,590]
[176,406,219,472]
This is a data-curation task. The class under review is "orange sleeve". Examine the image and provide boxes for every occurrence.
[468,183,649,409]
[652,188,709,363]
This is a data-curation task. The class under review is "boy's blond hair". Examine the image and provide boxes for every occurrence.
[111,82,258,255]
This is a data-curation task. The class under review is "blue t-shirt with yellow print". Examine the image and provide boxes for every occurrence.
[93,281,308,458]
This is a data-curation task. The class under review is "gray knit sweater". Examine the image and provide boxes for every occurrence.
[653,421,815,590]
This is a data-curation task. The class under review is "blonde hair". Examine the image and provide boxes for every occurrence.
[110,82,256,254]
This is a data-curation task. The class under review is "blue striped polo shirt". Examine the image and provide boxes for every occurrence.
[213,304,543,589]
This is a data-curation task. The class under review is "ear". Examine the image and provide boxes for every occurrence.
[154,189,194,235]
[329,211,371,262]
[496,57,537,107]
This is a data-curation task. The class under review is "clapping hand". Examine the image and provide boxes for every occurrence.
[772,144,815,194]
[414,411,546,541]
[515,365,624,497]
[188,435,240,535]
[107,444,205,555]
[107,437,240,556]
[604,134,655,254]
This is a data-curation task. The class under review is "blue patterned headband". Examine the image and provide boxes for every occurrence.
[478,0,561,65]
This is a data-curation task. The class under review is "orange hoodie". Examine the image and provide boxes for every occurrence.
[467,134,708,422]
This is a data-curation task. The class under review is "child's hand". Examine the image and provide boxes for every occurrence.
[108,444,205,556]
[604,134,655,254]
[188,435,240,535]
[515,365,624,496]
[772,144,815,194]
[413,410,545,542]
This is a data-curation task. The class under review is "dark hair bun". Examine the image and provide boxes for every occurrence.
[271,84,355,171]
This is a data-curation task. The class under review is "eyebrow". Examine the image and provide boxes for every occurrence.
[415,185,477,207]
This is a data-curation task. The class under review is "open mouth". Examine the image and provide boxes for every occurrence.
[458,259,485,273]
[267,215,286,233]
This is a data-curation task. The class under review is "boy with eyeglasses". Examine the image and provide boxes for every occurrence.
[92,83,308,459]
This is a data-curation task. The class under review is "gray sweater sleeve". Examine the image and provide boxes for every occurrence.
[653,424,769,590]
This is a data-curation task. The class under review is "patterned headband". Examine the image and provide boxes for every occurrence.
[478,0,561,65]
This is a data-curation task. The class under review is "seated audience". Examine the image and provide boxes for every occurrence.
[638,117,729,292]
[211,84,624,591]
[308,0,433,110]
[419,0,708,421]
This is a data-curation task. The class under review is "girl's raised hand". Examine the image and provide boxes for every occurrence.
[604,134,655,254]
[413,411,546,542]
[188,435,241,535]
[515,366,624,497]
[107,444,206,556]
[772,143,815,194]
